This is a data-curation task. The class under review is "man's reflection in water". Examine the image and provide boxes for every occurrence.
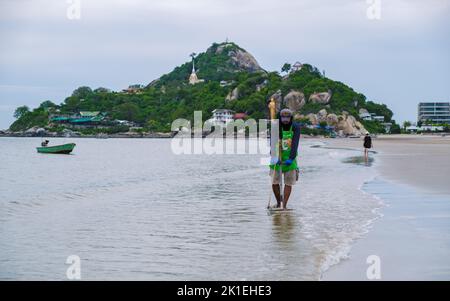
[271,212,295,243]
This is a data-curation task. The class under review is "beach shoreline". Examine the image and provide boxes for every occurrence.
[325,134,450,195]
[322,135,450,280]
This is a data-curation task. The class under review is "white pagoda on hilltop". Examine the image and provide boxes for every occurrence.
[189,53,204,85]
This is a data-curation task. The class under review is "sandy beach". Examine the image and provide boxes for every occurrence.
[322,134,450,280]
[326,134,450,194]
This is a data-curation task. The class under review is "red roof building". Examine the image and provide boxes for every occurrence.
[233,113,248,120]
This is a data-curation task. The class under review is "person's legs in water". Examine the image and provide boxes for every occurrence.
[272,184,282,207]
[282,185,292,209]
[364,148,369,164]
[270,169,282,207]
[281,170,297,209]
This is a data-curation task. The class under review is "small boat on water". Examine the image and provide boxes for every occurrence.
[36,143,76,154]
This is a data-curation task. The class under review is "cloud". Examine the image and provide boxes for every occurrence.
[0,0,449,128]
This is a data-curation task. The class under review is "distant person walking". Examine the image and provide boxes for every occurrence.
[363,133,372,161]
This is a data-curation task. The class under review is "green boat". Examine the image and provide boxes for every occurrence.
[37,143,76,154]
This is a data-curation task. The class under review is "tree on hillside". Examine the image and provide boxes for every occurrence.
[112,103,140,122]
[94,87,111,93]
[72,86,93,99]
[281,63,291,74]
[13,106,30,119]
[39,100,57,110]
[365,101,393,121]
[63,96,81,113]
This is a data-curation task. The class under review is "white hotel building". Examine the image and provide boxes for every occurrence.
[418,102,450,124]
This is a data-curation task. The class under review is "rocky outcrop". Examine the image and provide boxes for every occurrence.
[306,113,318,125]
[317,109,328,122]
[148,42,265,87]
[230,48,263,72]
[24,126,47,137]
[293,113,304,121]
[336,114,368,136]
[1,128,176,138]
[297,110,367,136]
[326,113,339,126]
[309,90,332,104]
[283,90,305,111]
[225,87,239,101]
[61,129,81,137]
[25,126,38,134]
[145,132,174,138]
[215,43,264,73]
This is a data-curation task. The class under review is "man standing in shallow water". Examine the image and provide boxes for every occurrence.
[270,108,300,209]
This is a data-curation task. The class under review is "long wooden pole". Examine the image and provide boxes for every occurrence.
[268,98,283,208]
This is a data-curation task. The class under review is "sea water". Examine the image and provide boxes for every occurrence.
[0,137,381,280]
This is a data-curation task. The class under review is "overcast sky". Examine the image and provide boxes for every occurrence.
[0,0,449,129]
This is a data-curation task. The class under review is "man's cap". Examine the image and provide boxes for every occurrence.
[280,108,293,117]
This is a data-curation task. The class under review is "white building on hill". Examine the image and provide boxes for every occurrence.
[208,109,235,127]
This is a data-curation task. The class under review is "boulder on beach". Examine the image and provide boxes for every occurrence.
[36,128,46,135]
[125,131,143,138]
[24,126,47,137]
[355,121,368,135]
[61,128,81,137]
[143,132,174,138]
[335,113,368,136]
[326,113,339,126]
[25,126,39,135]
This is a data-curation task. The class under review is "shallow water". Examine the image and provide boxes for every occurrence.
[342,156,374,166]
[0,137,380,280]
[323,178,450,280]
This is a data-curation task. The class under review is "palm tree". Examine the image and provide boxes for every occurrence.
[402,121,411,130]
[281,63,291,74]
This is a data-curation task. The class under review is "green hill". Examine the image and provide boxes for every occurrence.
[150,42,265,87]
[9,41,397,134]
